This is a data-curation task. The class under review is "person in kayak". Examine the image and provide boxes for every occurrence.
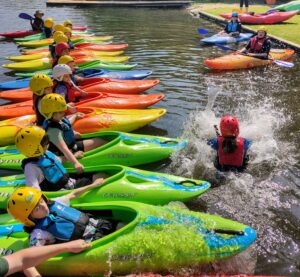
[238,26,271,59]
[40,94,106,173]
[64,19,73,29]
[52,39,70,67]
[52,64,88,102]
[7,185,113,247]
[15,126,105,191]
[31,10,44,32]
[49,31,67,61]
[0,239,91,277]
[219,12,242,37]
[208,115,251,172]
[43,17,54,39]
[63,26,75,49]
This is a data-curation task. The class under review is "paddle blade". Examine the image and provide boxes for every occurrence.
[197,28,209,35]
[267,9,278,13]
[215,44,236,51]
[19,13,33,20]
[273,59,294,68]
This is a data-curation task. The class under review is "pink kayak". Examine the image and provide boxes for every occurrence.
[220,11,298,24]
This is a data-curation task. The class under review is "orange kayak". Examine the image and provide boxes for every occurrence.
[0,78,160,102]
[204,49,295,70]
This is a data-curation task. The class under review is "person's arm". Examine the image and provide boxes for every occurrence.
[24,267,41,277]
[24,164,43,190]
[4,240,91,276]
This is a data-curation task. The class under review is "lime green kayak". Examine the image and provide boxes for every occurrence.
[0,201,256,275]
[0,165,210,209]
[0,131,187,170]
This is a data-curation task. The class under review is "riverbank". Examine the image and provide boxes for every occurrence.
[189,3,300,50]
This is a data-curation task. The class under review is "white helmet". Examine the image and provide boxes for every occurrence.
[52,64,72,81]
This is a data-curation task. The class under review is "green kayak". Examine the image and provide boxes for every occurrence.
[0,164,210,209]
[275,0,300,12]
[0,131,187,170]
[0,201,256,275]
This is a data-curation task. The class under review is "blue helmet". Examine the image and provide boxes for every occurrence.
[231,12,239,17]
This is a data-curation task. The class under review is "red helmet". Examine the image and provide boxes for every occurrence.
[220,115,239,137]
[55,42,70,56]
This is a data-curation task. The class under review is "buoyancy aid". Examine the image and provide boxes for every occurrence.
[249,36,267,53]
[227,21,238,33]
[53,80,77,103]
[34,201,89,241]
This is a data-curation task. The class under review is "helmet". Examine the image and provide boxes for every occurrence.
[55,41,70,56]
[7,187,45,227]
[54,34,68,44]
[29,74,53,96]
[40,93,68,119]
[44,18,54,28]
[258,26,267,33]
[52,31,64,41]
[15,126,46,157]
[220,115,240,138]
[58,55,74,65]
[64,20,73,27]
[231,12,239,17]
[63,27,72,35]
[53,23,65,33]
[52,64,72,81]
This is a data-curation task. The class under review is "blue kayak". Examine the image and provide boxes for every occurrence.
[0,69,153,90]
[201,33,253,45]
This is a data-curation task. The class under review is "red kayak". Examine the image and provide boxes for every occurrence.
[220,11,298,24]
[0,30,39,39]
[72,25,88,31]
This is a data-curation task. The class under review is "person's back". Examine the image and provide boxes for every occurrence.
[31,11,44,32]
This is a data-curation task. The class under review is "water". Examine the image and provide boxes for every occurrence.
[0,1,299,276]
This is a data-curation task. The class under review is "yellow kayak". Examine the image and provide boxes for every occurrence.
[6,50,124,62]
[0,107,166,146]
[18,35,113,48]
[3,56,130,72]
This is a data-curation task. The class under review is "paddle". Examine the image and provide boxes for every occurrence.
[198,28,210,35]
[19,13,33,20]
[215,44,294,68]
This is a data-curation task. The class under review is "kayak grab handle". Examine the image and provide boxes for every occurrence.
[178,180,199,187]
[210,229,245,236]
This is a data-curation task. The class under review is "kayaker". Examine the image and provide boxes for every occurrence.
[52,64,88,102]
[238,26,271,59]
[7,185,113,247]
[49,31,66,61]
[15,126,106,190]
[63,26,75,49]
[208,115,251,172]
[219,12,242,37]
[52,38,70,67]
[52,23,65,36]
[31,10,44,32]
[0,239,91,277]
[43,17,54,39]
[64,19,73,29]
[58,55,85,85]
[40,94,106,173]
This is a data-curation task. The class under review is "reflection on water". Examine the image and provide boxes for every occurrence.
[0,1,299,275]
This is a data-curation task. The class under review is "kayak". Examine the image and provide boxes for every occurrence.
[219,10,298,24]
[0,78,160,102]
[0,70,153,90]
[0,107,166,146]
[0,201,256,275]
[201,33,253,44]
[0,130,185,170]
[72,25,88,31]
[7,50,124,62]
[275,0,300,12]
[0,30,38,39]
[0,164,210,209]
[204,49,295,70]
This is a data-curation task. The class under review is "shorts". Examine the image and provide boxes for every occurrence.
[0,257,9,277]
[70,173,94,188]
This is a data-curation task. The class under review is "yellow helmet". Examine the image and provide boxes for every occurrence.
[53,23,65,33]
[40,93,68,119]
[58,55,74,65]
[54,34,68,44]
[63,27,72,35]
[64,20,73,27]
[7,187,45,227]
[257,26,267,33]
[29,74,53,96]
[52,31,64,41]
[15,126,46,157]
[44,18,54,29]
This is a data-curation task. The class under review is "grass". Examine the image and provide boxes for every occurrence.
[200,5,300,45]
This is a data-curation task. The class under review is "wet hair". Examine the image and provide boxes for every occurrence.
[40,134,50,148]
[222,137,237,154]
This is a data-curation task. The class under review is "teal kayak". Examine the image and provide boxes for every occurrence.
[0,201,256,275]
[0,131,187,170]
[0,164,210,209]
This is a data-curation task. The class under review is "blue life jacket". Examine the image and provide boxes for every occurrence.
[227,21,238,33]
[22,151,69,191]
[43,117,76,156]
[34,201,89,241]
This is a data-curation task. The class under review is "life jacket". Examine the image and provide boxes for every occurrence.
[227,21,238,33]
[33,95,45,126]
[34,201,89,241]
[53,80,77,103]
[217,136,245,168]
[32,17,44,32]
[43,118,76,156]
[22,151,69,191]
[43,27,52,39]
[249,36,267,53]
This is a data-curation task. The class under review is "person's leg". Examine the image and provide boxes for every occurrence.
[82,138,107,152]
[240,0,244,10]
[245,0,249,13]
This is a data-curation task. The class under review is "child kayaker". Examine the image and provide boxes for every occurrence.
[219,12,242,37]
[15,126,105,190]
[52,23,65,36]
[7,186,113,247]
[238,26,271,59]
[40,94,106,173]
[43,17,54,38]
[49,31,66,60]
[31,10,44,32]
[64,19,73,29]
[52,39,70,67]
[208,115,251,172]
[63,27,75,49]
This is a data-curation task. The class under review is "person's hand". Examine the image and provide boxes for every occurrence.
[80,90,88,97]
[75,112,85,120]
[90,178,105,189]
[68,104,77,114]
[74,151,84,159]
[65,239,91,253]
[74,162,84,173]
